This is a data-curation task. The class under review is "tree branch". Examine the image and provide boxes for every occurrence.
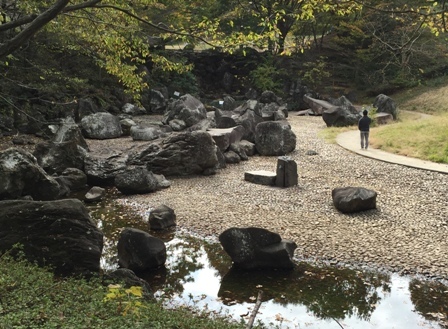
[91,4,219,48]
[0,1,102,33]
[0,0,71,58]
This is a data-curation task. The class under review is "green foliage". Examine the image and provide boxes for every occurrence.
[249,56,286,93]
[301,57,330,89]
[0,251,252,329]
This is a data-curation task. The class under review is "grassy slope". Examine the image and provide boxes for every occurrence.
[369,81,448,163]
[321,80,448,164]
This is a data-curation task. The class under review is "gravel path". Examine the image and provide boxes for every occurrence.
[100,115,448,279]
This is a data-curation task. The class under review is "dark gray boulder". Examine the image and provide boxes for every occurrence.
[55,168,87,192]
[254,121,296,156]
[53,117,89,150]
[80,112,123,139]
[223,150,241,164]
[127,131,218,176]
[332,186,377,213]
[85,186,106,202]
[303,95,332,115]
[322,106,361,127]
[222,95,237,111]
[275,156,298,188]
[122,103,147,116]
[219,227,297,270]
[215,108,238,128]
[130,125,167,141]
[33,140,87,175]
[120,118,137,136]
[0,199,104,276]
[33,118,89,175]
[238,140,256,156]
[148,205,176,230]
[207,126,245,152]
[235,110,264,143]
[104,268,154,300]
[117,228,167,272]
[229,142,248,161]
[83,152,127,185]
[0,148,61,200]
[162,94,207,130]
[259,90,281,104]
[148,89,168,114]
[114,166,166,195]
[373,94,398,119]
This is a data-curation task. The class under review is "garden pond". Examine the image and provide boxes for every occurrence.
[84,189,448,329]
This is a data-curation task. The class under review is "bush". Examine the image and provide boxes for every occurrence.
[0,249,252,329]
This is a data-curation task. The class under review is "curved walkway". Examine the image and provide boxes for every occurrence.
[336,130,448,174]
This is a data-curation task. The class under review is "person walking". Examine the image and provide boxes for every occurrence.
[358,109,372,149]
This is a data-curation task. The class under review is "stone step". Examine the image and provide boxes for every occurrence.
[244,170,276,186]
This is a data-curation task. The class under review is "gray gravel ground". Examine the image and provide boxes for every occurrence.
[105,115,448,280]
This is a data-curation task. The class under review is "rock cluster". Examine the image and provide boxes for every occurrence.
[115,115,448,279]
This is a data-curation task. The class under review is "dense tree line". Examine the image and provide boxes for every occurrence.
[0,0,447,103]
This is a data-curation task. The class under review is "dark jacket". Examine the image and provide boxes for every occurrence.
[358,116,372,131]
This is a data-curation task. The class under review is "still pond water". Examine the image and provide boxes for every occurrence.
[86,189,448,329]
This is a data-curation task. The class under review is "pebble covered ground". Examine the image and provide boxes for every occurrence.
[104,114,448,280]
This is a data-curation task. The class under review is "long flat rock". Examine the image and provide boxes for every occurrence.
[244,170,276,186]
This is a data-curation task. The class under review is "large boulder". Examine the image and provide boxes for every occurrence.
[0,148,62,200]
[33,140,87,175]
[55,168,88,193]
[148,89,168,114]
[162,94,207,131]
[322,106,361,127]
[114,166,168,195]
[207,126,245,152]
[303,95,333,115]
[148,205,177,230]
[0,199,104,276]
[122,103,147,116]
[373,94,398,119]
[332,186,377,213]
[80,112,123,139]
[127,131,219,176]
[219,227,297,270]
[130,125,168,141]
[254,121,296,156]
[234,109,264,143]
[83,152,127,185]
[117,228,167,272]
[53,117,89,150]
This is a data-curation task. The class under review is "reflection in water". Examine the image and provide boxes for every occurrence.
[85,190,447,328]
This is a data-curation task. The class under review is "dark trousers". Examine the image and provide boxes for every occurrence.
[360,131,369,149]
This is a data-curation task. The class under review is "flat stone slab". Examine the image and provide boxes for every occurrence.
[244,170,276,186]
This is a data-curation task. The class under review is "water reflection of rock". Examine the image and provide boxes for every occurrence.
[409,279,448,327]
[219,263,392,321]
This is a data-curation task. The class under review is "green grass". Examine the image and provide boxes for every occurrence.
[390,77,448,115]
[370,113,448,163]
[0,252,253,329]
[318,126,354,144]
[320,78,448,164]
